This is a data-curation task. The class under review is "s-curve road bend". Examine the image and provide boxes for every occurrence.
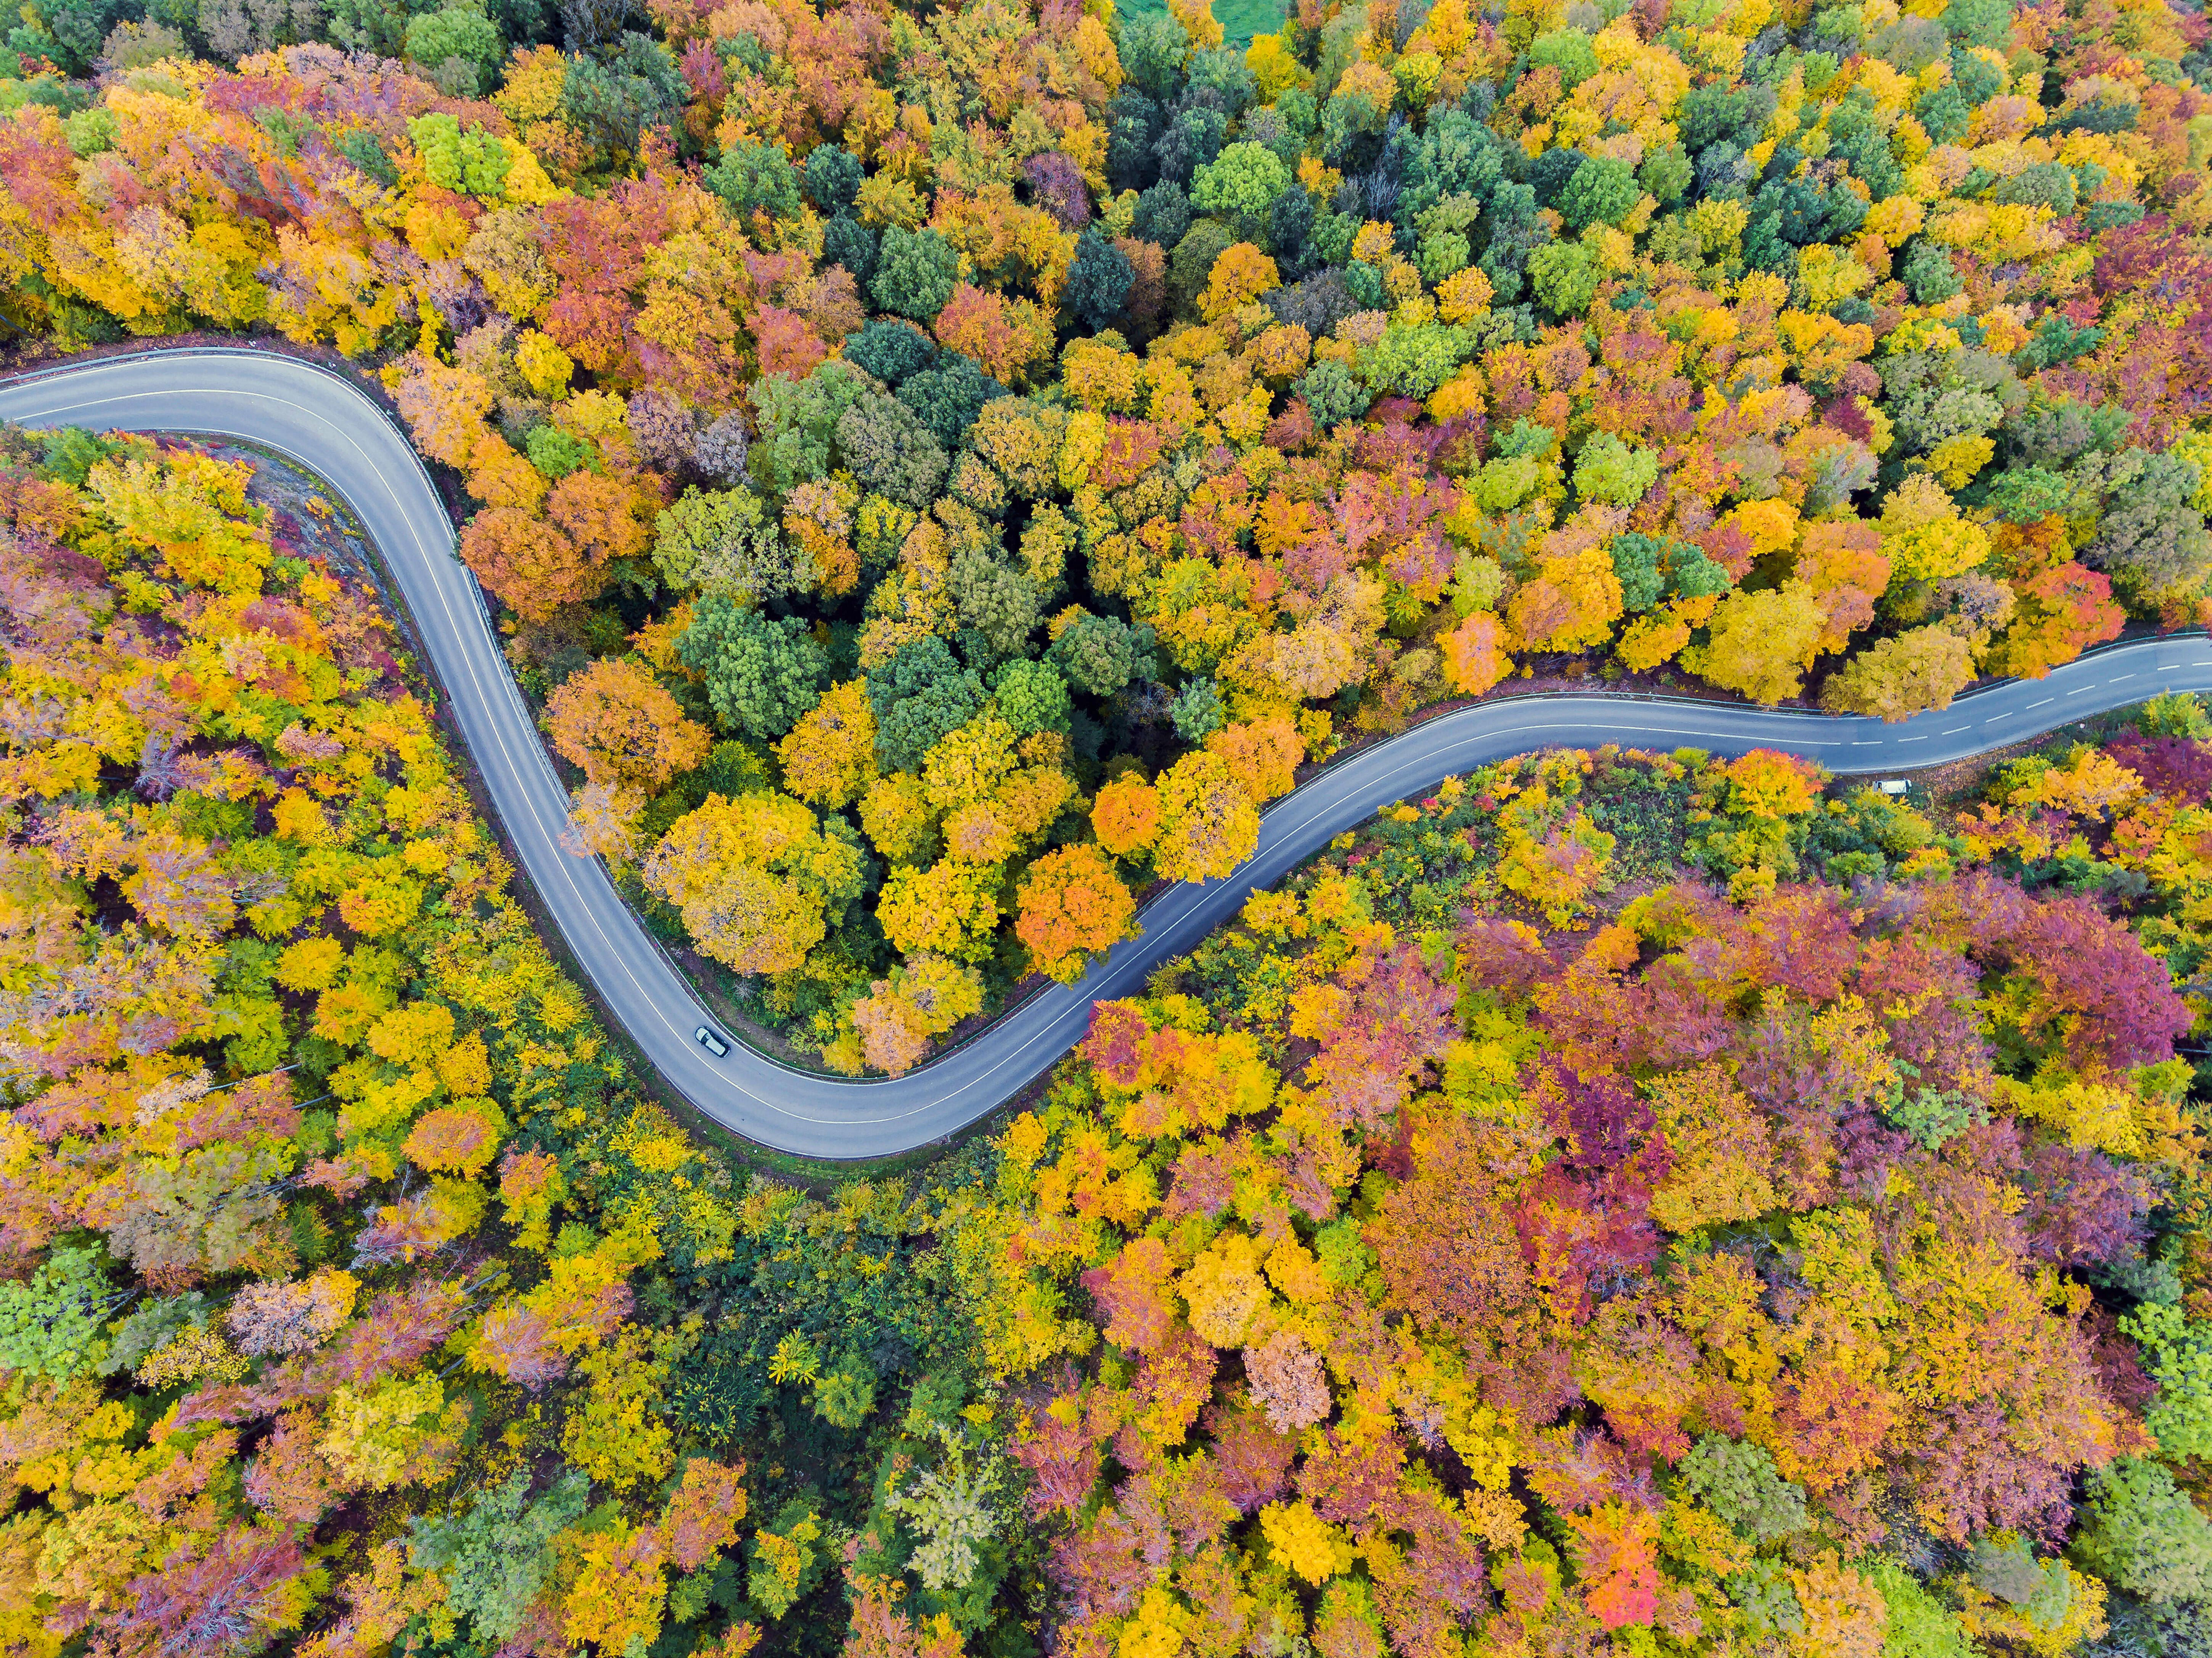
[7,347,2210,1158]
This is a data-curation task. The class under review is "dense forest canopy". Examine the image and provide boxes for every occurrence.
[12,0,2212,1652]
[989,711,2212,1658]
[8,0,2212,1067]
[11,409,2212,1653]
[14,401,2212,1658]
[0,426,1044,1658]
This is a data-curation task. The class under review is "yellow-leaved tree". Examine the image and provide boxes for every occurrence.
[641,792,867,974]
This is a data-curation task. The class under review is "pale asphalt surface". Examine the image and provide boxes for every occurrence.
[7,348,2209,1158]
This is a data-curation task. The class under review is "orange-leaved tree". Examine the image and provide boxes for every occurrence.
[547,657,711,790]
[1015,843,1137,982]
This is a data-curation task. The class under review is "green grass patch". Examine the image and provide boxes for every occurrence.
[1116,0,1286,47]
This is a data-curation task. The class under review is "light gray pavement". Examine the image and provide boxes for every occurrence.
[8,348,2209,1156]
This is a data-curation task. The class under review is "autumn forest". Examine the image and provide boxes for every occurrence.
[11,0,2212,1650]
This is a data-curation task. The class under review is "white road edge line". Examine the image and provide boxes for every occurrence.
[7,349,2207,1156]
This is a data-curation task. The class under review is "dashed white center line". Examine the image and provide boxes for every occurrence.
[1942,725,1969,734]
[2026,698,2053,711]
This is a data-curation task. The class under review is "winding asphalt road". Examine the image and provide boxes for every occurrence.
[5,348,2209,1158]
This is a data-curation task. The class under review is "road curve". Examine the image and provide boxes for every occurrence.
[6,347,2209,1158]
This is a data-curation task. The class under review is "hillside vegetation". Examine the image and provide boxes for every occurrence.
[6,0,2212,1065]
[11,419,2212,1656]
[11,0,2212,1648]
